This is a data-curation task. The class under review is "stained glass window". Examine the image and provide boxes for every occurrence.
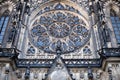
[29,2,90,54]
[0,16,9,44]
[110,9,120,43]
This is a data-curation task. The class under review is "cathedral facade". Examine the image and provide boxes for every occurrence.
[0,0,120,80]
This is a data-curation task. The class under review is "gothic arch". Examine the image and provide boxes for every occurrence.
[29,0,89,25]
[104,1,120,47]
[0,0,15,16]
[104,1,120,17]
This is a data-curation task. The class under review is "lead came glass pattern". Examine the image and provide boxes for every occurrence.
[29,2,90,54]
[0,16,9,43]
[110,9,120,44]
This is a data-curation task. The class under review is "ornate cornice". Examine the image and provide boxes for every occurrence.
[0,48,120,69]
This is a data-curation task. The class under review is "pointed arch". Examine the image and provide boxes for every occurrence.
[0,9,10,44]
[0,0,15,17]
[29,0,89,24]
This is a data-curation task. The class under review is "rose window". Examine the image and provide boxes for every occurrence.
[49,22,70,38]
[29,4,90,54]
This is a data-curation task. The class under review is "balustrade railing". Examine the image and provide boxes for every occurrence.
[0,48,119,68]
[102,48,120,57]
[16,59,54,68]
[0,48,19,57]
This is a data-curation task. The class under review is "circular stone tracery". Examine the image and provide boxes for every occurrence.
[49,22,70,38]
[30,10,90,53]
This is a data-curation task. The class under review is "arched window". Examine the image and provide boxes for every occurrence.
[0,10,9,44]
[110,9,120,44]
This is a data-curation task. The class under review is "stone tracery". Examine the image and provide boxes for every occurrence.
[0,0,120,80]
[29,5,90,53]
